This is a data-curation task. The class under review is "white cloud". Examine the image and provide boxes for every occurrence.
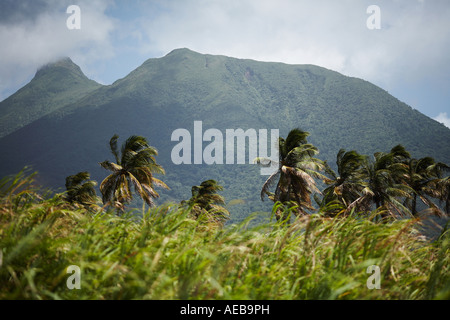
[133,0,449,88]
[0,0,116,101]
[434,112,450,128]
[1,0,450,119]
[118,0,450,120]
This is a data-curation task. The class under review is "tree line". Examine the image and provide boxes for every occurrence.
[65,129,450,225]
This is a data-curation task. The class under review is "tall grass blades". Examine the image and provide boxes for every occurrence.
[0,171,448,299]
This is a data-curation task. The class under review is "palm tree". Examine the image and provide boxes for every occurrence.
[436,176,450,215]
[65,171,99,208]
[321,149,366,215]
[401,157,449,216]
[256,128,326,220]
[99,134,168,210]
[354,146,413,218]
[182,180,230,227]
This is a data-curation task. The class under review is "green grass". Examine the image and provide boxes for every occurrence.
[0,170,448,300]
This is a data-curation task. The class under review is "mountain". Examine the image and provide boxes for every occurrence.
[0,57,102,138]
[0,48,449,222]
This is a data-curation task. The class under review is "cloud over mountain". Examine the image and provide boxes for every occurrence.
[0,0,115,100]
[434,112,450,129]
[1,1,449,120]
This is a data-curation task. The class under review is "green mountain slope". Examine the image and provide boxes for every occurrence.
[0,57,102,138]
[0,48,449,222]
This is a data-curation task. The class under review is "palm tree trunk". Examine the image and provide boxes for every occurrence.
[412,193,417,216]
[375,198,381,209]
[375,197,388,220]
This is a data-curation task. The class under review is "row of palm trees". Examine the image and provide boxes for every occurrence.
[64,134,229,225]
[256,128,450,221]
[65,131,450,224]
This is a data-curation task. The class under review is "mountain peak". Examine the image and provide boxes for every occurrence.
[0,57,101,138]
[165,48,198,56]
[35,57,85,79]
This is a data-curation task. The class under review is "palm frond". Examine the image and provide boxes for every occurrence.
[261,170,280,201]
[99,161,122,173]
[100,174,118,205]
[151,178,170,190]
[285,128,309,153]
[109,134,121,164]
[254,157,277,167]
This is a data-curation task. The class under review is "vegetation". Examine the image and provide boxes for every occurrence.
[99,134,169,211]
[401,156,449,216]
[1,49,449,300]
[65,171,99,209]
[258,131,450,221]
[181,179,230,228]
[0,58,101,138]
[0,130,449,300]
[1,48,450,223]
[437,176,450,214]
[257,128,326,220]
[0,169,448,300]
[321,149,366,214]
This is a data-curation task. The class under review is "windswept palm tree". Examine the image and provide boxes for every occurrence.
[65,171,99,208]
[435,176,450,215]
[320,149,366,215]
[351,146,413,218]
[401,156,449,216]
[182,180,229,227]
[99,134,168,210]
[255,128,326,220]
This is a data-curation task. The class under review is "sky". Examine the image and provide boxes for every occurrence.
[0,0,449,128]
